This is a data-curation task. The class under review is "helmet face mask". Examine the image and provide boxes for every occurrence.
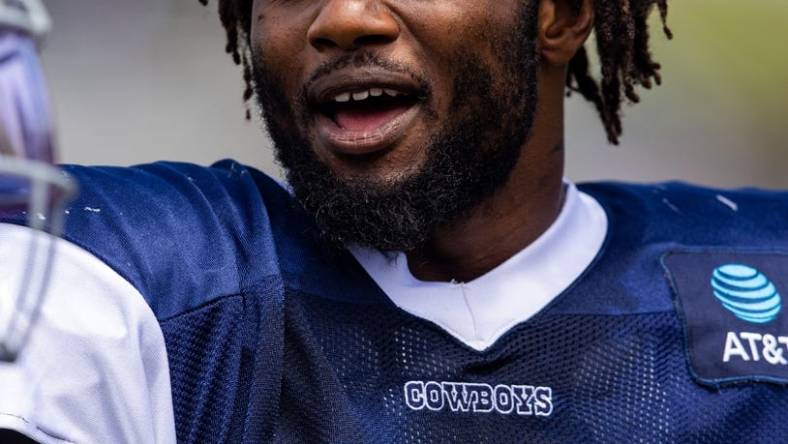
[0,0,77,362]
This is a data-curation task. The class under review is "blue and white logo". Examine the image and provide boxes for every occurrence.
[711,264,782,324]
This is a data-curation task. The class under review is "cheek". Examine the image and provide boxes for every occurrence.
[250,4,312,99]
[405,2,508,59]
[394,2,515,112]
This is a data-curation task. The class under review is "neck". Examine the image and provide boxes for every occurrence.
[406,70,566,282]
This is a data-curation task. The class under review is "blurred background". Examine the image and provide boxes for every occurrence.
[41,0,788,188]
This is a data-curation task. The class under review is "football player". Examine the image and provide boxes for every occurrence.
[2,0,788,443]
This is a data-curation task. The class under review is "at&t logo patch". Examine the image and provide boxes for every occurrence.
[713,264,788,366]
[711,264,781,324]
[663,252,788,386]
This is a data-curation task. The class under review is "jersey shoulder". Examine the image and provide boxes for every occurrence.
[5,159,326,320]
[60,159,296,319]
[580,180,788,249]
[552,181,788,316]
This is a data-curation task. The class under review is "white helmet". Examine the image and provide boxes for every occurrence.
[0,0,77,362]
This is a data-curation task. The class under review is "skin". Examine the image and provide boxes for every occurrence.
[250,0,595,282]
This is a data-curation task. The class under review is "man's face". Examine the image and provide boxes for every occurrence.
[250,0,540,251]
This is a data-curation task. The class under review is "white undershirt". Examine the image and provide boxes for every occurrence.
[351,181,608,351]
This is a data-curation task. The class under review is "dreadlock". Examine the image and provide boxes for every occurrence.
[566,0,671,144]
[200,0,671,145]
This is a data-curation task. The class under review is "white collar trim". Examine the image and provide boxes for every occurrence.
[350,181,608,351]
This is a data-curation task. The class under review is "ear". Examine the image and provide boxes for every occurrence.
[538,0,594,66]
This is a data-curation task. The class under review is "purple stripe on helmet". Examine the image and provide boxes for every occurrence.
[0,31,53,163]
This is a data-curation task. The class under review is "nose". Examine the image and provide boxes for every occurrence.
[308,1,400,52]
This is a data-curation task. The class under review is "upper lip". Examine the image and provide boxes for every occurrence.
[306,67,425,107]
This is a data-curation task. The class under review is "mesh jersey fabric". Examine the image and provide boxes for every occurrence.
[3,160,788,443]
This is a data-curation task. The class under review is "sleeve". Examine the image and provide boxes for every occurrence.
[0,223,176,443]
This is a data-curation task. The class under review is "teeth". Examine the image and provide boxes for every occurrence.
[352,90,370,101]
[334,92,351,103]
[333,88,407,103]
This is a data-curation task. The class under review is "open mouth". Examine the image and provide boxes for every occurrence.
[308,73,426,156]
[319,87,419,133]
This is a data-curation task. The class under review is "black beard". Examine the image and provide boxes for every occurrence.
[253,4,540,252]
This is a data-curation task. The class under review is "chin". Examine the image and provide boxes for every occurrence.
[317,140,430,186]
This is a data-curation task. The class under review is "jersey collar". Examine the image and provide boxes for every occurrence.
[350,181,608,351]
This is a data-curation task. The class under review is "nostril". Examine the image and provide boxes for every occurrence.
[312,36,339,50]
[353,34,396,47]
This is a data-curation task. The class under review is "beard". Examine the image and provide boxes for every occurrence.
[252,4,540,252]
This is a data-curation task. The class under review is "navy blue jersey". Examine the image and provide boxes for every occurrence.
[6,160,788,443]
